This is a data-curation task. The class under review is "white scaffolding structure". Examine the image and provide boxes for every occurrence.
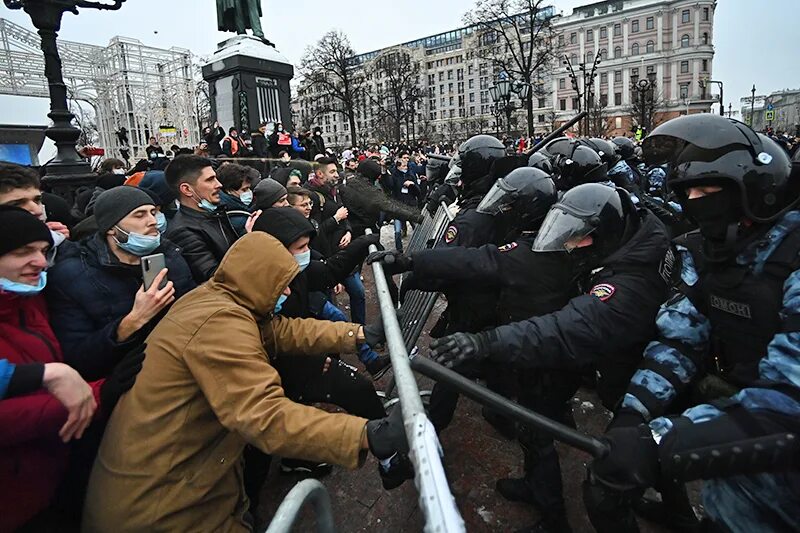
[0,18,199,160]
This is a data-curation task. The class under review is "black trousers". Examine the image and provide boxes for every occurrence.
[244,355,386,511]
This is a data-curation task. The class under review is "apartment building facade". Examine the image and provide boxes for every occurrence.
[293,0,716,148]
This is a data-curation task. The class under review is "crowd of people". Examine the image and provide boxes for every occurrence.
[2,112,799,532]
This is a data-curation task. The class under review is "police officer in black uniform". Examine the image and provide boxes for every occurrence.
[429,183,671,532]
[585,114,800,533]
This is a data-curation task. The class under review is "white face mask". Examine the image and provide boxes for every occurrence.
[112,168,126,175]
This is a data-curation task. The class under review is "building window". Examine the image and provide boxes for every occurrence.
[680,60,689,73]
[680,83,689,99]
[468,64,474,75]
[559,78,566,90]
[448,83,454,92]
[631,19,639,33]
[614,46,622,58]
[449,96,454,106]
[613,23,621,37]
[470,106,475,116]
[587,29,593,41]
[600,48,608,60]
[600,27,607,39]
[647,65,655,74]
[600,93,608,107]
[586,51,594,63]
[600,72,608,84]
[570,53,578,64]
[570,32,577,44]
[469,79,474,89]
[702,59,708,72]
[614,70,622,83]
[631,42,639,56]
[558,34,565,46]
[631,67,639,79]
[457,69,463,80]
[614,92,622,106]
[447,70,453,80]
[538,114,545,123]
[538,97,546,108]
[682,9,691,23]
[559,98,567,110]
[646,16,654,30]
[703,7,710,21]
[681,34,691,48]
[646,40,654,53]
[702,32,709,45]
[469,92,475,103]
[572,97,579,110]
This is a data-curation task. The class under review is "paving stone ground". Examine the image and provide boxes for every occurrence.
[255,226,700,532]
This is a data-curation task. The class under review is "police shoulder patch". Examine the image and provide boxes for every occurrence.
[590,283,616,301]
[444,225,458,243]
[498,242,518,252]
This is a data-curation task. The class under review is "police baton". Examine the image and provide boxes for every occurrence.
[525,111,588,156]
[410,355,611,458]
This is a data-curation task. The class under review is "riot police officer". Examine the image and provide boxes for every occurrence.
[429,183,671,532]
[587,114,800,532]
[608,136,641,186]
[551,144,609,190]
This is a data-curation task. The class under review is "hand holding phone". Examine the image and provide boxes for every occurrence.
[142,253,167,291]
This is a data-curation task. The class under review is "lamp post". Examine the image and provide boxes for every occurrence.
[750,84,757,127]
[489,74,530,137]
[563,51,602,136]
[632,77,654,132]
[700,78,724,116]
[3,0,127,201]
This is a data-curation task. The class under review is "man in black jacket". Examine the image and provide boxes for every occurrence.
[429,184,671,532]
[164,155,240,283]
[251,122,270,158]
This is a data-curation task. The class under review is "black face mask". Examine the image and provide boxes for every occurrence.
[682,188,740,242]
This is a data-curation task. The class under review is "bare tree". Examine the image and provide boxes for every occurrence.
[586,94,613,137]
[299,30,365,147]
[368,47,422,143]
[194,62,211,133]
[627,79,666,134]
[464,0,559,137]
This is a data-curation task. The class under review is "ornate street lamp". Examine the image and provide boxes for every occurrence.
[489,75,529,136]
[633,77,654,132]
[3,0,127,200]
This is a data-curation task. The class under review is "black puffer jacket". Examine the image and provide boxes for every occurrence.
[165,205,239,283]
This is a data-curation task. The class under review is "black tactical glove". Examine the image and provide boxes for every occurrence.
[366,250,413,275]
[362,314,386,348]
[366,405,409,459]
[588,424,659,491]
[100,343,146,414]
[429,331,490,369]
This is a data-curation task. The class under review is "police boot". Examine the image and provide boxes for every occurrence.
[497,439,563,508]
[515,506,572,533]
[633,480,701,531]
[582,477,640,533]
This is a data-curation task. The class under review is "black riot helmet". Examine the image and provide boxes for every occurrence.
[643,114,798,224]
[528,151,554,174]
[579,138,620,168]
[612,136,636,161]
[426,154,451,185]
[457,135,506,195]
[553,144,608,190]
[477,167,558,230]
[533,183,636,270]
[541,137,574,161]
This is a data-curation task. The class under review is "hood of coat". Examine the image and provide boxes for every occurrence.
[207,232,299,318]
[251,207,316,248]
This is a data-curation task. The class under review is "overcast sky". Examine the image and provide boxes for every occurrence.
[2,0,797,122]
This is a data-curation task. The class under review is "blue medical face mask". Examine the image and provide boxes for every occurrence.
[0,271,47,295]
[274,293,288,314]
[155,212,168,233]
[190,187,217,213]
[294,250,311,272]
[114,226,161,256]
[239,190,253,206]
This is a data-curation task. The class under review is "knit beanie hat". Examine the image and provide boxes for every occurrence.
[253,178,288,210]
[251,207,316,247]
[0,205,53,257]
[94,186,155,234]
[357,160,381,181]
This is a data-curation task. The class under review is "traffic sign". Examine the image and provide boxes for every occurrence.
[766,103,775,111]
[765,110,775,121]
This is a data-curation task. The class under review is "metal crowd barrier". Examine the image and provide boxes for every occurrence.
[265,479,335,533]
[366,229,466,533]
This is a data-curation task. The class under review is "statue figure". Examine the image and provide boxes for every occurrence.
[216,0,267,41]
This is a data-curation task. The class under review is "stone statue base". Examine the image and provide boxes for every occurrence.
[202,36,294,136]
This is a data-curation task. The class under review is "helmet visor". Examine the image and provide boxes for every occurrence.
[643,117,762,165]
[477,178,516,215]
[532,204,598,252]
[445,165,462,186]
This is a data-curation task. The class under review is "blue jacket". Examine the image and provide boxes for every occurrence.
[608,160,638,186]
[0,359,12,399]
[45,234,196,380]
[291,135,305,154]
[218,191,252,236]
[621,211,800,530]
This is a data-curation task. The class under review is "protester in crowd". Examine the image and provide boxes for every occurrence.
[290,129,306,159]
[306,157,351,256]
[97,158,126,175]
[253,177,289,210]
[0,206,144,531]
[222,127,242,158]
[0,162,71,243]
[47,186,195,381]
[389,154,420,251]
[216,163,256,235]
[250,121,269,158]
[202,122,225,157]
[310,127,327,159]
[145,137,165,160]
[82,231,408,532]
[164,155,239,282]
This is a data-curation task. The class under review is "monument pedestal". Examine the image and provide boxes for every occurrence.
[202,36,294,135]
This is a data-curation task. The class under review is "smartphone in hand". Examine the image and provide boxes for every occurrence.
[141,253,167,291]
